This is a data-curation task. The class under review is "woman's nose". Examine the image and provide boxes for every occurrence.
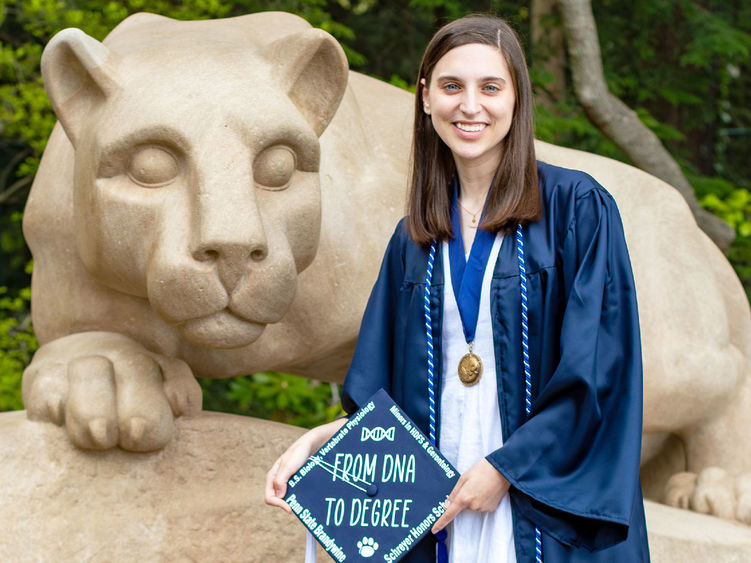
[459,90,481,115]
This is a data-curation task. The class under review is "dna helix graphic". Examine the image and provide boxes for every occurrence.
[360,426,396,442]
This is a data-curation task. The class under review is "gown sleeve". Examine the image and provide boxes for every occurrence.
[341,220,406,414]
[486,186,643,551]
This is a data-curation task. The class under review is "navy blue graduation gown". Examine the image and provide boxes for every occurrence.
[341,161,650,562]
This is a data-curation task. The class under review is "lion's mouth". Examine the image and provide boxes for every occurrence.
[177,309,266,349]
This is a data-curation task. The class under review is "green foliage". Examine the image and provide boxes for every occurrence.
[533,99,624,161]
[701,186,751,297]
[702,189,751,236]
[692,172,751,297]
[594,0,751,179]
[0,211,28,288]
[387,74,415,93]
[679,3,751,68]
[727,236,751,301]
[0,284,36,411]
[199,373,344,428]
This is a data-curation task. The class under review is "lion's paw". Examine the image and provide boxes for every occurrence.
[22,332,202,451]
[665,468,748,522]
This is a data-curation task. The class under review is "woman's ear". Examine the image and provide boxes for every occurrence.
[421,78,430,115]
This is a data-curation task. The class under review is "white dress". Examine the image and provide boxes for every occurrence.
[439,236,516,563]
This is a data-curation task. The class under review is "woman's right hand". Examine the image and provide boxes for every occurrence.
[264,417,347,513]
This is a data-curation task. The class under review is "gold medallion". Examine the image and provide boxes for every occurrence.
[458,351,482,386]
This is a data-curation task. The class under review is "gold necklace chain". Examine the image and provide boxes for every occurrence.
[457,199,482,226]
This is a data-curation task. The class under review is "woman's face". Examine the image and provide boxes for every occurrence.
[422,43,515,175]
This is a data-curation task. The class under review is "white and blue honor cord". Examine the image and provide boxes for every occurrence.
[424,241,439,446]
[423,240,449,561]
[516,225,543,563]
[424,225,542,563]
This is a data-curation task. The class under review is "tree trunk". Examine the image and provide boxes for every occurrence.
[556,0,735,251]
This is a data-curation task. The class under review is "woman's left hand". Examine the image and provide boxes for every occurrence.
[431,458,510,533]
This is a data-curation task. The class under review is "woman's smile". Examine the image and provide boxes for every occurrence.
[454,122,487,135]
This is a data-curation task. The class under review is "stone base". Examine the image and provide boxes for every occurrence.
[646,500,751,562]
[1,410,750,561]
[0,410,324,561]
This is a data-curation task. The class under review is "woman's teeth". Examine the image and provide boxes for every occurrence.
[455,123,485,132]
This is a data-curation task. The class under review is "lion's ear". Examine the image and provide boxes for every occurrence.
[264,28,348,136]
[41,28,121,146]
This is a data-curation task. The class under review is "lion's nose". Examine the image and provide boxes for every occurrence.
[192,240,268,290]
[192,201,269,290]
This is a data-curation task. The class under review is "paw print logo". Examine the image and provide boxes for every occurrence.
[356,537,379,558]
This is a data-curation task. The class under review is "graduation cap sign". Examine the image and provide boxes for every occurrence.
[284,388,459,562]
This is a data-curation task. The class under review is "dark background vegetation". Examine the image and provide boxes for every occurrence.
[1,0,749,426]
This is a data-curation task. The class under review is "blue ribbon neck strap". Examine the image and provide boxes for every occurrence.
[448,177,496,344]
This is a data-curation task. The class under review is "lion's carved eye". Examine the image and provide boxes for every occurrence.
[127,146,179,187]
[253,145,296,190]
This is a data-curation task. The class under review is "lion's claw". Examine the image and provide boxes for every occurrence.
[47,397,64,425]
[127,417,147,443]
[665,472,696,510]
[25,363,68,425]
[160,357,202,417]
[88,418,114,448]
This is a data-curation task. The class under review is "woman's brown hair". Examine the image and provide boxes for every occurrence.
[407,14,541,245]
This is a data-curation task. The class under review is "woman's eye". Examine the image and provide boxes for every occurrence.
[444,83,459,91]
[484,84,500,93]
[254,145,296,190]
[127,146,178,187]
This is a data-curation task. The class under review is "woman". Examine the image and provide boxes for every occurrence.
[266,14,650,562]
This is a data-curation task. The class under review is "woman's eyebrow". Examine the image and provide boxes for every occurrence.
[436,74,507,83]
[435,74,462,82]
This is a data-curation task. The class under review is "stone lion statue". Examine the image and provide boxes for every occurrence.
[21,11,751,524]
